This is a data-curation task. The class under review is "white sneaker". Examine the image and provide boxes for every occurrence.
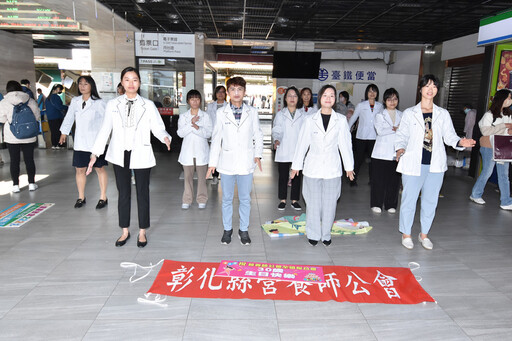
[12,185,20,193]
[500,204,512,211]
[371,207,382,213]
[401,237,414,249]
[181,203,190,210]
[418,234,433,250]
[387,208,396,213]
[198,203,206,209]
[28,183,38,191]
[469,196,485,205]
[51,146,56,150]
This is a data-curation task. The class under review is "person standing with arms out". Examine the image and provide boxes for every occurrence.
[395,74,475,250]
[0,81,40,192]
[291,85,354,246]
[87,67,171,248]
[348,84,383,186]
[207,76,263,246]
[59,76,108,209]
[45,84,67,149]
[178,90,212,209]
[370,88,403,213]
[206,85,227,185]
[272,86,305,211]
[470,89,512,210]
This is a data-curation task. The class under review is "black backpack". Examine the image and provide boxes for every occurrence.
[10,100,39,139]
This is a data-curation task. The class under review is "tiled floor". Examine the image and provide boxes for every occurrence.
[0,147,511,340]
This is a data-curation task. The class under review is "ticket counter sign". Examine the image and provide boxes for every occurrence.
[216,260,325,283]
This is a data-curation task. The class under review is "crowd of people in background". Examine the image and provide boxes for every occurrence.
[3,70,512,251]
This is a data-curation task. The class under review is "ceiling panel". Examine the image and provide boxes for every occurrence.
[96,0,511,45]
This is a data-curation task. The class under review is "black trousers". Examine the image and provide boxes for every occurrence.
[113,151,151,229]
[370,158,401,209]
[353,138,375,182]
[277,162,301,201]
[48,118,63,147]
[7,143,36,185]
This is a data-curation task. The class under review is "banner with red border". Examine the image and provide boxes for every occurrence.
[147,260,434,304]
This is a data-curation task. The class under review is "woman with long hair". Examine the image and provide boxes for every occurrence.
[470,89,512,210]
[272,86,306,211]
[299,87,316,114]
[291,85,354,246]
[395,74,475,250]
[348,84,383,186]
[59,76,108,209]
[87,67,171,248]
[206,85,227,185]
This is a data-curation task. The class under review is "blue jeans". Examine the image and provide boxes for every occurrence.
[220,173,253,231]
[399,165,444,236]
[471,147,512,206]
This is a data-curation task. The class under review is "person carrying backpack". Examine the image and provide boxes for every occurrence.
[0,80,40,193]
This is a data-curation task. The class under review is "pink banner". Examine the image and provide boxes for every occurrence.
[216,260,325,283]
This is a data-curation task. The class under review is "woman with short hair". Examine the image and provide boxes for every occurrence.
[395,74,475,250]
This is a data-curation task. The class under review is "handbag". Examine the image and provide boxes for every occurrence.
[493,135,512,162]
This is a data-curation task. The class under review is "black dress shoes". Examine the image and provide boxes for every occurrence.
[96,199,108,209]
[115,233,130,247]
[137,234,147,248]
[74,198,86,208]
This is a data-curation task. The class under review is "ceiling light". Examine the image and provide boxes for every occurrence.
[424,44,435,54]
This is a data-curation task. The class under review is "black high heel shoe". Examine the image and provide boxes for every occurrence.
[137,234,147,248]
[115,232,130,247]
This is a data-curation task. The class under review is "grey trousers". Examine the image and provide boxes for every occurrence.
[302,176,341,241]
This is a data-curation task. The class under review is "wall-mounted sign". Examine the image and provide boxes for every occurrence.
[317,60,386,83]
[135,32,195,58]
[478,10,512,46]
[0,2,80,31]
[139,58,165,65]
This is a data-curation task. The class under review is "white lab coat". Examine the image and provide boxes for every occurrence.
[60,95,106,152]
[348,100,384,140]
[371,108,403,161]
[272,107,306,162]
[209,103,263,175]
[91,94,171,169]
[291,109,354,179]
[206,100,227,129]
[177,109,212,166]
[395,102,463,176]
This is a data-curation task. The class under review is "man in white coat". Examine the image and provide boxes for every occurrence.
[207,77,263,245]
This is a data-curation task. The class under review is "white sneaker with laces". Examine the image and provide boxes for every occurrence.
[469,196,485,205]
[500,204,512,211]
[12,185,20,193]
[401,237,414,249]
[198,203,206,209]
[387,208,396,213]
[181,203,190,210]
[371,207,382,213]
[418,234,433,250]
[28,183,38,191]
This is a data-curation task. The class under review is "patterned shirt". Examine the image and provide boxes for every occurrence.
[231,103,242,124]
